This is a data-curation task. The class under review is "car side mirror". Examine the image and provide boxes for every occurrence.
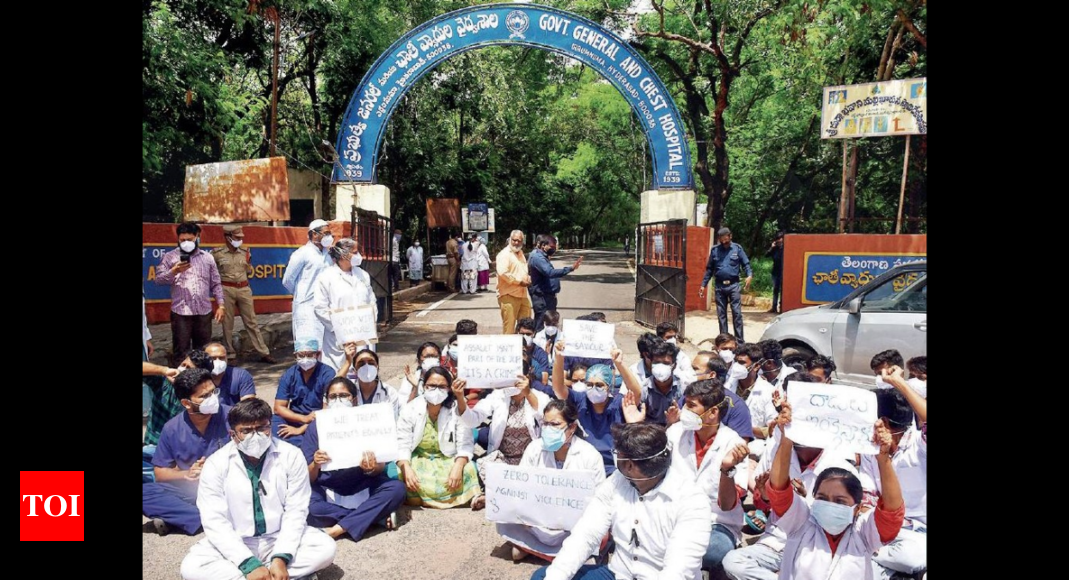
[847,297,862,315]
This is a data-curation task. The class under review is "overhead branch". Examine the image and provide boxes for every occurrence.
[897,8,927,49]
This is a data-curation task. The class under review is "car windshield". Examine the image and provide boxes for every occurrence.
[829,263,927,308]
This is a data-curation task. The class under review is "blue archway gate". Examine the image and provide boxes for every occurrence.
[332,3,693,191]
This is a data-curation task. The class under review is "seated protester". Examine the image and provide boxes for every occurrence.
[723,376,867,580]
[905,356,927,399]
[723,342,758,396]
[713,333,738,366]
[395,366,480,508]
[497,398,607,562]
[552,340,627,475]
[533,310,562,354]
[628,332,659,384]
[460,359,551,511]
[530,423,712,580]
[143,368,231,536]
[456,318,479,336]
[204,343,256,406]
[588,311,607,323]
[805,355,837,384]
[302,378,406,541]
[656,321,697,386]
[142,360,182,449]
[665,379,750,579]
[756,339,797,390]
[515,317,553,396]
[181,399,336,580]
[440,333,460,377]
[272,339,336,448]
[759,395,904,580]
[561,314,617,378]
[698,354,756,441]
[335,345,402,418]
[870,349,905,390]
[623,339,686,426]
[860,387,927,580]
[402,342,442,402]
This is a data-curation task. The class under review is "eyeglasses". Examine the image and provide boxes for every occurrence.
[195,388,218,401]
[326,393,354,401]
[236,425,271,437]
[424,384,448,391]
[294,352,318,359]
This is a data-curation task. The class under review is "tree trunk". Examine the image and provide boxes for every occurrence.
[707,63,735,232]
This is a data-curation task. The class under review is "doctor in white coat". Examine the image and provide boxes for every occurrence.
[313,237,377,371]
[282,219,334,348]
[181,398,335,580]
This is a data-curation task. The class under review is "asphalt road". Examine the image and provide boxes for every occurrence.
[143,248,661,580]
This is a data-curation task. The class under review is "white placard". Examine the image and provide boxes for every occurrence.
[484,463,600,530]
[315,404,398,470]
[785,383,879,455]
[457,335,524,389]
[330,305,378,346]
[561,319,615,359]
[292,312,322,346]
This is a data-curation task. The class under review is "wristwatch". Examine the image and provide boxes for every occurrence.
[721,466,737,478]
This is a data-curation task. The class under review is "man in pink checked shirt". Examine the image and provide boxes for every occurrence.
[156,222,226,367]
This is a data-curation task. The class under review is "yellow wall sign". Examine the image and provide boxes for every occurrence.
[821,78,926,139]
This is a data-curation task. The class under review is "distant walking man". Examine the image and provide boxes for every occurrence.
[496,230,533,334]
[211,225,276,363]
[528,234,582,332]
[698,227,752,341]
[765,230,784,313]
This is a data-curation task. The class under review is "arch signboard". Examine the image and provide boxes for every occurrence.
[333,3,693,190]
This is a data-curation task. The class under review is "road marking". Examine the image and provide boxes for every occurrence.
[415,293,458,317]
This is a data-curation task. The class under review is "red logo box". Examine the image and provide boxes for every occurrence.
[20,471,84,541]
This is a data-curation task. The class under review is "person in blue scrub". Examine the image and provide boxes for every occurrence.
[551,343,634,476]
[142,368,231,535]
[272,338,336,448]
[302,377,407,541]
[204,343,256,406]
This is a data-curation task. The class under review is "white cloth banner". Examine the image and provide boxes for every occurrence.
[786,383,879,455]
[484,463,600,530]
[315,404,398,470]
[457,335,523,389]
[330,305,378,346]
[561,319,615,359]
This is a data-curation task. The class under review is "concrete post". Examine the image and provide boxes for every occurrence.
[640,190,696,225]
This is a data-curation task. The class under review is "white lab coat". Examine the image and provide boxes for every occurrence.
[406,246,424,272]
[746,377,780,431]
[282,242,331,345]
[859,425,926,525]
[396,396,474,461]
[313,265,377,371]
[666,423,748,543]
[460,242,480,271]
[459,388,550,454]
[544,469,712,580]
[775,491,885,580]
[475,242,491,271]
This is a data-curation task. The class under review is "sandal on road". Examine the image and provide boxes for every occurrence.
[745,509,767,534]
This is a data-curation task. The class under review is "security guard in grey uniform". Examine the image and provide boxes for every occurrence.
[698,227,753,341]
[211,225,277,363]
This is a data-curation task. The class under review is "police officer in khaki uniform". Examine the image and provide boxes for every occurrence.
[211,225,277,363]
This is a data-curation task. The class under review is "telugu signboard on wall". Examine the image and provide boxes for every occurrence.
[803,252,927,305]
[183,157,290,222]
[821,78,927,139]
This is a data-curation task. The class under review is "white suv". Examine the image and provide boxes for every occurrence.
[759,261,926,384]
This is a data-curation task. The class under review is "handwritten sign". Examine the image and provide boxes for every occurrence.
[561,319,615,359]
[292,312,323,346]
[484,463,600,530]
[457,335,523,389]
[786,383,879,455]
[315,404,398,470]
[330,305,378,346]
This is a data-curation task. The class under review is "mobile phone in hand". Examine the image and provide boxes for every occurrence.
[180,254,191,263]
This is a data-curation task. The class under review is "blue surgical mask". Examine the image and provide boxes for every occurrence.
[541,426,568,452]
[810,499,855,535]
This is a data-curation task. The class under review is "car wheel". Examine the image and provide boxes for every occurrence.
[782,345,816,369]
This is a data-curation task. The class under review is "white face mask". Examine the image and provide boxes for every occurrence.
[356,364,378,383]
[179,240,196,253]
[327,398,353,410]
[229,239,243,249]
[319,234,334,247]
[875,375,893,389]
[211,359,227,376]
[586,386,608,404]
[194,393,220,415]
[907,377,927,397]
[421,357,439,372]
[237,432,271,458]
[651,363,674,382]
[718,350,735,365]
[501,386,521,397]
[544,326,558,337]
[571,380,588,393]
[522,335,534,347]
[810,499,856,535]
[728,362,750,381]
[350,252,363,267]
[665,337,677,345]
[424,388,448,406]
[448,346,458,360]
[297,357,318,371]
[414,242,420,247]
[678,408,705,431]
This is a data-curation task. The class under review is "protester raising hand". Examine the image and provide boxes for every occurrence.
[451,378,468,413]
[622,390,647,424]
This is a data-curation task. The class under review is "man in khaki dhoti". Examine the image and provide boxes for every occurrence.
[211,226,277,363]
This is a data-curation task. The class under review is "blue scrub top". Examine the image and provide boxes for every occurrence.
[275,362,336,415]
[152,405,233,471]
[568,390,623,475]
[216,366,256,407]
